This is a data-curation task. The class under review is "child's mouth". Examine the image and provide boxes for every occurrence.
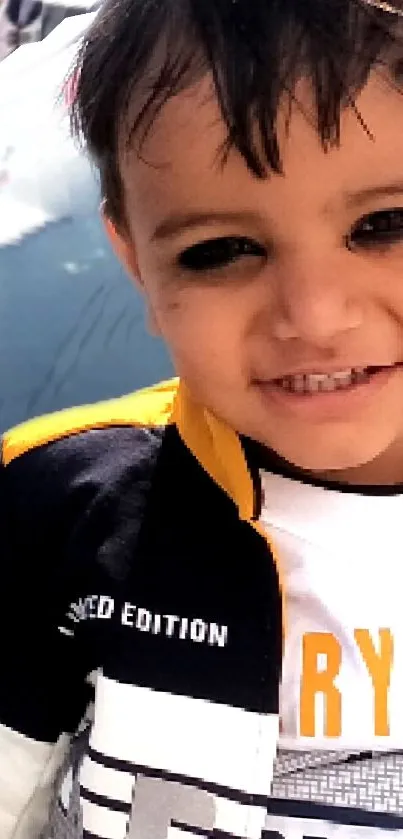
[271,363,401,396]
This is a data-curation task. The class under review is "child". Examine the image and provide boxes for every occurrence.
[2,0,403,836]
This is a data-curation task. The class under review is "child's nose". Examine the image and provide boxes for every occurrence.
[271,254,363,345]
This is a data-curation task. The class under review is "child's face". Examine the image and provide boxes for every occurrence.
[110,70,403,482]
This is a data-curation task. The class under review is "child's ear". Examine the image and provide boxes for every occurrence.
[145,307,162,337]
[101,203,140,283]
[101,203,161,337]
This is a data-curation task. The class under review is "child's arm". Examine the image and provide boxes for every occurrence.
[0,450,92,838]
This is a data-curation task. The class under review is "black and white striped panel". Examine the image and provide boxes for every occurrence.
[79,753,134,839]
[76,674,278,839]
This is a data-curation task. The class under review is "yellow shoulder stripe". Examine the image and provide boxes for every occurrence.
[2,378,179,466]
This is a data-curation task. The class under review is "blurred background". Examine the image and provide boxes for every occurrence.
[0,3,172,433]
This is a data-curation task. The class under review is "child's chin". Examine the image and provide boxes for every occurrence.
[265,429,397,483]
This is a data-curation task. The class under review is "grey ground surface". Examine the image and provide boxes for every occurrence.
[0,215,172,432]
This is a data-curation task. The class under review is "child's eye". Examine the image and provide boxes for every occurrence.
[178,236,266,272]
[348,208,403,250]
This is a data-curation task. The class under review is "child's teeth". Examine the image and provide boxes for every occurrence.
[353,368,370,384]
[321,376,337,392]
[276,368,369,394]
[333,371,353,384]
[293,375,305,393]
[306,374,322,393]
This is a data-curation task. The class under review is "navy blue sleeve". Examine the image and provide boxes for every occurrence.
[0,424,162,744]
[0,452,92,744]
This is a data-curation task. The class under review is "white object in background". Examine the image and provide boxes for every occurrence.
[0,12,99,246]
[0,9,171,432]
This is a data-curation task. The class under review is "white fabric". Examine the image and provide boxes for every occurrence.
[260,471,403,752]
[90,676,278,796]
[0,11,98,246]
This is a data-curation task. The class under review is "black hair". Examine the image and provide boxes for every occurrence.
[70,0,403,223]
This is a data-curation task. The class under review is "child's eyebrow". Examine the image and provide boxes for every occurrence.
[150,184,403,243]
[151,210,264,242]
[345,181,403,209]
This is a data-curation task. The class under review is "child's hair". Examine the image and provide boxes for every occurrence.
[70,0,403,223]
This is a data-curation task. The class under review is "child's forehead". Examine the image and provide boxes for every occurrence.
[120,71,403,224]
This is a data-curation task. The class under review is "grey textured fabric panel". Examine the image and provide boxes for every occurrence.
[273,749,403,814]
[46,737,403,838]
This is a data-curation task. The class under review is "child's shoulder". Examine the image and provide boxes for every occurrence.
[2,377,179,469]
[0,378,180,527]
